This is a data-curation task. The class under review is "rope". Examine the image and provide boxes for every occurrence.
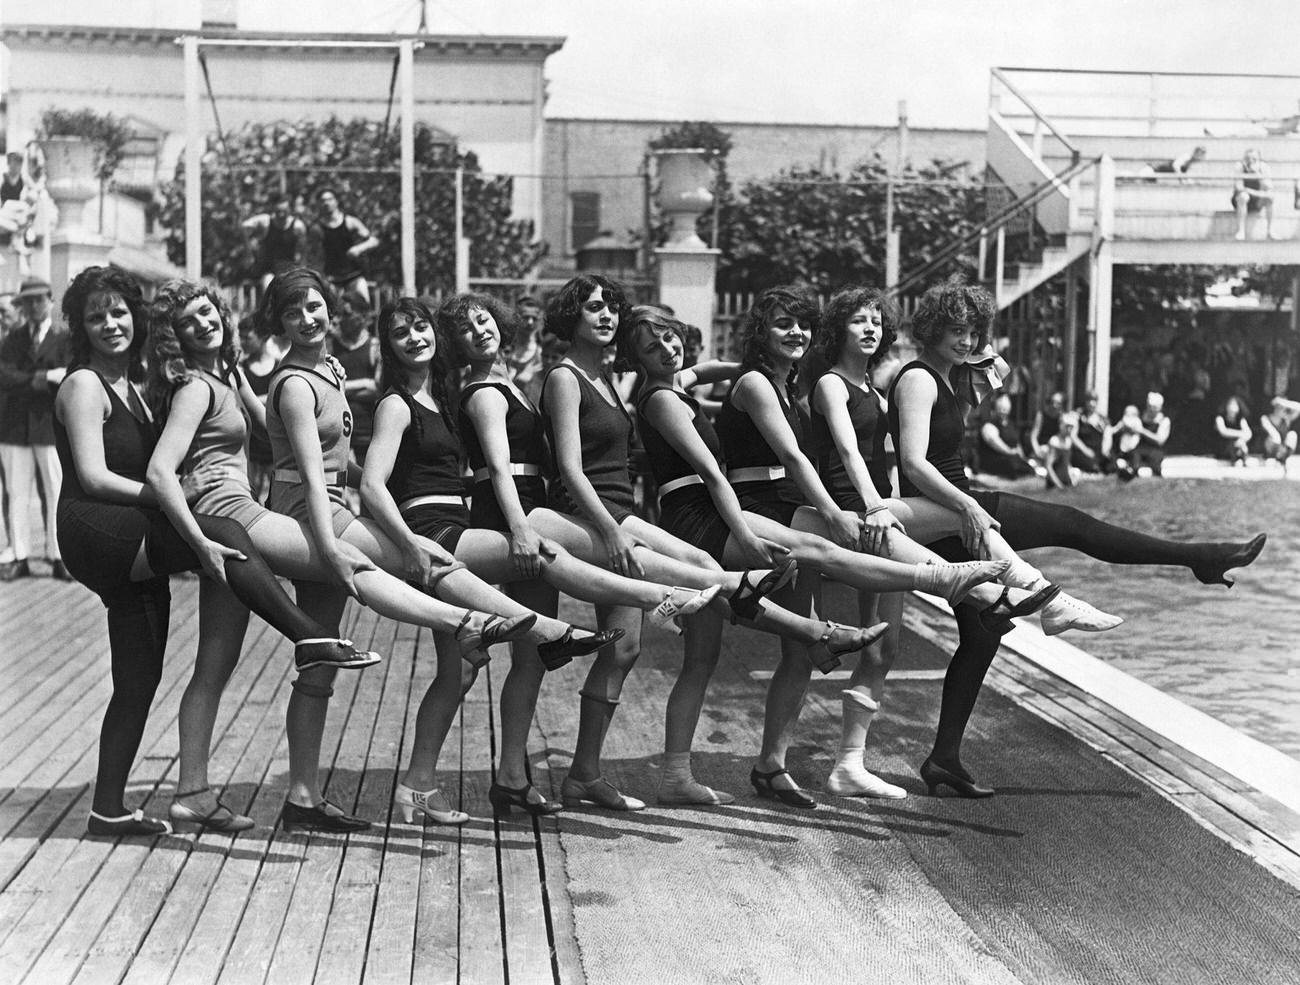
[380,52,401,145]
[198,53,235,166]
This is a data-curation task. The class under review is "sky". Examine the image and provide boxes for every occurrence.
[7,0,1300,129]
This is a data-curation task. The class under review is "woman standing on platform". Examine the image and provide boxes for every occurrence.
[145,272,612,833]
[449,284,891,808]
[55,266,375,838]
[889,279,1266,798]
[361,296,717,820]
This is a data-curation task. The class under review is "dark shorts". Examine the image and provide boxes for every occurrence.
[659,486,732,565]
[469,476,548,533]
[549,480,637,525]
[57,499,195,600]
[403,502,470,553]
[734,480,804,526]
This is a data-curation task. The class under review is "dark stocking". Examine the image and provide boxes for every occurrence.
[980,491,1263,584]
[93,576,171,815]
[930,600,1003,773]
[149,513,328,642]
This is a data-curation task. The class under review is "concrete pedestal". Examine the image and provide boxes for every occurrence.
[654,246,721,358]
[50,232,113,300]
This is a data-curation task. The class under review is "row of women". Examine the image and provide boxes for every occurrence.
[56,265,1267,836]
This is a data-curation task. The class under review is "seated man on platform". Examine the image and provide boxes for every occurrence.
[1233,148,1276,240]
[978,394,1037,479]
[1114,392,1171,480]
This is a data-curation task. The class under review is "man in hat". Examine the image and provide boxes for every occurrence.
[0,276,70,579]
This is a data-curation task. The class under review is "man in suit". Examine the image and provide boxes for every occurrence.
[0,276,70,580]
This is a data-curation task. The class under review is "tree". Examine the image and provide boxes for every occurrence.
[714,155,984,293]
[157,116,545,288]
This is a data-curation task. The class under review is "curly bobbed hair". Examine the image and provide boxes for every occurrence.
[62,266,150,380]
[736,285,819,401]
[543,274,630,343]
[434,291,518,367]
[615,304,683,376]
[815,287,898,370]
[908,278,995,350]
[145,279,239,416]
[376,296,458,439]
[255,267,337,338]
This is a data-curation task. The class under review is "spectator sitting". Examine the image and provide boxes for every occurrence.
[1028,390,1065,463]
[978,394,1037,479]
[1044,412,1086,490]
[1233,148,1276,240]
[1114,392,1171,481]
[506,295,545,393]
[1214,397,1252,466]
[526,332,568,405]
[1139,145,1207,183]
[1260,396,1300,474]
[1075,390,1111,473]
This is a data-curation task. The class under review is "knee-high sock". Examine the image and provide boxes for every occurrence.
[93,577,171,815]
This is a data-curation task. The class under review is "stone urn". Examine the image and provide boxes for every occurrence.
[39,136,99,233]
[654,148,714,249]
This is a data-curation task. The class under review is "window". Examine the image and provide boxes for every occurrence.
[570,191,600,253]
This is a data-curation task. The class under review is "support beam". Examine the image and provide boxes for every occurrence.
[1086,155,1115,412]
[183,37,202,279]
[1063,260,1079,409]
[399,39,416,294]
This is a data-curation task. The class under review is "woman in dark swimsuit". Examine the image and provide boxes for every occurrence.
[55,267,373,837]
[890,280,1267,797]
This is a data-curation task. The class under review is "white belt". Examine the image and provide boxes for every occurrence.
[403,496,470,511]
[274,468,346,487]
[471,463,542,483]
[727,465,786,483]
[657,474,704,501]
[399,494,465,512]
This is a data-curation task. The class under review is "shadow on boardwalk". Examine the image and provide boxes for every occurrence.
[0,576,1297,984]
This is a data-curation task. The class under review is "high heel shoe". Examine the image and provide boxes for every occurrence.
[394,783,469,825]
[1191,532,1266,587]
[647,584,720,634]
[455,611,538,669]
[728,558,798,623]
[536,626,625,671]
[168,786,255,832]
[749,766,816,809]
[977,583,1061,634]
[914,558,1011,607]
[919,757,994,798]
[294,637,383,672]
[560,775,646,811]
[488,782,564,817]
[807,621,889,674]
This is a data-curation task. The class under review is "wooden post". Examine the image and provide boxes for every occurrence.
[1087,156,1116,412]
[1063,259,1079,408]
[455,165,469,292]
[399,40,416,294]
[184,37,202,279]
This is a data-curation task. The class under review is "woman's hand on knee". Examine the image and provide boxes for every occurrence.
[196,537,246,585]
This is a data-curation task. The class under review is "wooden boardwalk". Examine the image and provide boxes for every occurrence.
[1,575,1298,984]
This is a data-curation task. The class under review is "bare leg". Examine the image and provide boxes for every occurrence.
[400,631,475,790]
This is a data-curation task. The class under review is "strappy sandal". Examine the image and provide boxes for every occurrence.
[806,620,889,674]
[169,786,255,832]
[728,558,797,623]
[454,611,538,668]
[977,583,1060,634]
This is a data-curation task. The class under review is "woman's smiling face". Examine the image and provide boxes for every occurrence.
[454,305,501,364]
[841,305,883,360]
[279,288,330,347]
[83,292,133,360]
[764,306,808,363]
[634,321,684,379]
[576,286,619,349]
[388,311,437,370]
[175,295,225,358]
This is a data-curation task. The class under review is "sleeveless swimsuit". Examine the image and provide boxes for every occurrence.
[180,371,271,532]
[459,380,549,532]
[635,385,732,564]
[266,360,358,537]
[809,371,891,511]
[54,369,192,596]
[321,216,364,284]
[381,389,468,551]
[541,364,636,524]
[887,360,970,497]
[715,372,805,525]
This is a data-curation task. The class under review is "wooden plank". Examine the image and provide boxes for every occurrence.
[407,628,463,985]
[528,712,582,985]
[455,663,506,985]
[359,617,425,985]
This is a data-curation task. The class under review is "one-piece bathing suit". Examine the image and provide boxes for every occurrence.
[714,371,805,525]
[458,380,549,532]
[808,371,891,511]
[380,389,468,552]
[540,363,636,525]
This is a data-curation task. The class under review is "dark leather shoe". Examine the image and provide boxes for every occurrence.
[920,757,995,798]
[749,767,816,809]
[280,799,371,833]
[0,559,31,581]
[50,560,73,582]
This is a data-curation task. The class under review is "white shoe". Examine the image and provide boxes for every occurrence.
[826,764,907,799]
[394,783,469,825]
[647,584,720,634]
[1039,591,1124,636]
